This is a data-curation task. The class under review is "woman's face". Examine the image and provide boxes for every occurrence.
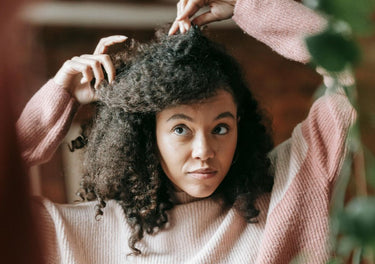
[156,90,238,198]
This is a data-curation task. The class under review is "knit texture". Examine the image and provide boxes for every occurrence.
[16,79,79,166]
[17,0,356,263]
[233,0,327,63]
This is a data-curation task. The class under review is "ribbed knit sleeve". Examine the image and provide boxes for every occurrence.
[231,1,357,262]
[232,0,327,63]
[257,84,356,263]
[300,75,356,183]
[231,0,357,183]
[16,79,79,166]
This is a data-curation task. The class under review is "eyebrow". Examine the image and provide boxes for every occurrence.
[167,114,193,122]
[215,112,236,120]
[166,111,236,122]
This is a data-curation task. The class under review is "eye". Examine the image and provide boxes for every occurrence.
[212,124,229,135]
[172,125,191,136]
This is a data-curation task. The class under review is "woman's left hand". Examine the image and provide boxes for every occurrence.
[169,0,237,35]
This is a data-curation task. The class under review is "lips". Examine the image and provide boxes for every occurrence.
[187,168,218,180]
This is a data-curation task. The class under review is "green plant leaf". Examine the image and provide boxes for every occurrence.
[338,197,375,245]
[326,258,344,264]
[353,247,364,264]
[347,122,361,153]
[306,30,361,72]
[337,236,357,257]
[315,0,375,35]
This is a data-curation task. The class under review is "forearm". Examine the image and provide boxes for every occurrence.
[232,0,327,63]
[16,79,79,166]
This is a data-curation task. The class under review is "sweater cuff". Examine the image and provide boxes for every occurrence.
[44,79,78,106]
[17,79,80,166]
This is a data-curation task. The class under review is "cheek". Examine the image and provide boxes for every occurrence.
[156,132,170,165]
[156,131,185,173]
[220,131,238,167]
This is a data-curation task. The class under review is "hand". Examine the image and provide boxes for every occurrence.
[53,35,127,105]
[169,0,236,35]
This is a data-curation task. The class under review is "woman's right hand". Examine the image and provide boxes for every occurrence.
[53,35,127,105]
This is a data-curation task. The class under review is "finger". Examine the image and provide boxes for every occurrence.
[184,19,191,31]
[177,1,184,33]
[81,54,115,84]
[176,0,201,21]
[179,21,186,34]
[99,54,115,84]
[168,21,180,35]
[169,0,194,35]
[57,59,94,86]
[180,0,192,32]
[192,11,219,26]
[79,65,94,85]
[176,0,185,17]
[69,57,97,86]
[72,57,104,89]
[94,35,127,55]
[93,35,128,55]
[170,19,191,35]
[180,20,191,32]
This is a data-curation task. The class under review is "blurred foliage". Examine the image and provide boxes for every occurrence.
[303,0,375,263]
[338,198,375,246]
[365,147,375,188]
[306,31,360,72]
[305,0,375,34]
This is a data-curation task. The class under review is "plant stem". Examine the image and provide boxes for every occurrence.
[352,247,363,264]
[353,147,368,197]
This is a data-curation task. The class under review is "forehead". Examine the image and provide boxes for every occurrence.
[156,90,237,120]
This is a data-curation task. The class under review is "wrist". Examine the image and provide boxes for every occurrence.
[53,72,75,98]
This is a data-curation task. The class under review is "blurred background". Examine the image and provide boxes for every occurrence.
[11,0,374,205]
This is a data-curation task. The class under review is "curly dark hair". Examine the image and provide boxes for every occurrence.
[75,26,274,255]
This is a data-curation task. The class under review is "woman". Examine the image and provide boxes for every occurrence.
[17,0,356,263]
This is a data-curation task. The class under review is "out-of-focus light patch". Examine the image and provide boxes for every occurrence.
[18,1,235,29]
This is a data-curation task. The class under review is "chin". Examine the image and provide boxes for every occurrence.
[184,186,216,198]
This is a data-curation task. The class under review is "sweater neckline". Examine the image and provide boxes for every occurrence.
[171,191,205,204]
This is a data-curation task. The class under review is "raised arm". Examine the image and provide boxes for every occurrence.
[170,0,326,63]
[232,0,356,182]
[17,36,127,166]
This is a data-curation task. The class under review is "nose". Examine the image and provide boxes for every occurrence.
[191,133,215,161]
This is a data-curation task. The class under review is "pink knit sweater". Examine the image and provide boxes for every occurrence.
[17,0,356,263]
